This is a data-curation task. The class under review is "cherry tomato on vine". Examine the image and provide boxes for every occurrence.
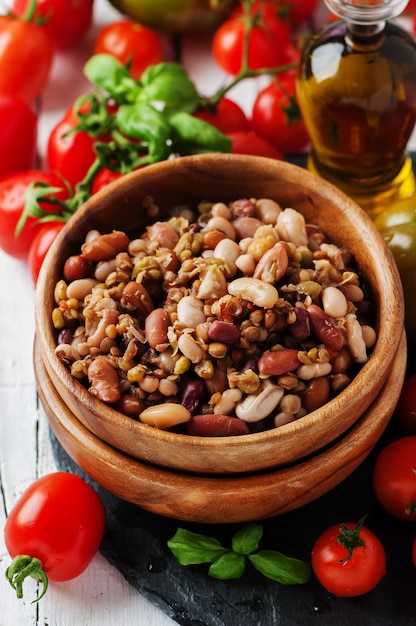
[194,97,250,134]
[212,1,293,76]
[252,76,310,155]
[228,130,284,159]
[283,0,319,23]
[0,13,53,102]
[395,374,416,435]
[47,105,99,189]
[311,518,386,597]
[372,436,416,521]
[0,96,37,178]
[94,19,165,81]
[4,472,105,601]
[28,220,65,283]
[91,168,123,194]
[0,170,69,260]
[11,0,94,49]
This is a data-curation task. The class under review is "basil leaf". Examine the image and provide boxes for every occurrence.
[232,523,263,555]
[248,550,312,585]
[167,528,229,566]
[170,112,232,154]
[137,63,201,115]
[208,552,246,580]
[115,103,171,163]
[84,54,137,101]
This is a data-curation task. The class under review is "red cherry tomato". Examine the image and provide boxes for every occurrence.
[284,0,319,23]
[252,77,310,155]
[395,374,416,434]
[194,97,250,134]
[227,131,283,159]
[212,2,292,76]
[28,220,65,283]
[0,96,37,178]
[91,168,123,194]
[372,436,416,521]
[94,19,165,81]
[311,519,386,597]
[0,15,53,102]
[0,170,69,260]
[11,0,94,49]
[4,472,105,600]
[47,105,99,189]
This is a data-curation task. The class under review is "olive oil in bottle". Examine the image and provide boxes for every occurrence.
[296,0,416,218]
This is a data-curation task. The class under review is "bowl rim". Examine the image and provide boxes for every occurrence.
[34,154,405,462]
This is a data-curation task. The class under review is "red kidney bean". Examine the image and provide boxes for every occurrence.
[57,328,73,345]
[180,379,207,415]
[289,307,310,340]
[258,349,301,376]
[306,304,346,352]
[186,414,250,436]
[63,255,91,282]
[302,377,331,412]
[81,231,130,262]
[208,320,241,344]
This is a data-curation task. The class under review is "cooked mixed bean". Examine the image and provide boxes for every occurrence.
[52,197,377,436]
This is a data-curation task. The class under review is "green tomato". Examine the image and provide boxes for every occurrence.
[375,195,416,345]
[108,0,236,33]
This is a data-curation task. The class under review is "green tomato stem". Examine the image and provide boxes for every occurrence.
[5,555,49,603]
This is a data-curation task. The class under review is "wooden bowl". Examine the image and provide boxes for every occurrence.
[34,154,405,475]
[34,331,407,523]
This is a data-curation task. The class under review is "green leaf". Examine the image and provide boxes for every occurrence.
[208,552,246,580]
[232,523,263,555]
[137,63,201,115]
[84,54,137,101]
[170,112,232,154]
[115,103,171,163]
[248,550,312,585]
[167,528,229,566]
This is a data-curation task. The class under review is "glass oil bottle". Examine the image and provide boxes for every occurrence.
[296,0,416,219]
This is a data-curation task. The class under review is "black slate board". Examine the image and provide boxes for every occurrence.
[51,417,416,626]
[51,151,416,625]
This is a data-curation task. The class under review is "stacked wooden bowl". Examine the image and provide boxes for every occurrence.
[34,154,406,523]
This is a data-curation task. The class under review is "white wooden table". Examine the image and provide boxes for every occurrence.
[1,1,415,624]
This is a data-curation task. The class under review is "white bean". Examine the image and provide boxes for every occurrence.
[255,198,282,224]
[66,278,99,301]
[345,313,368,363]
[277,208,308,247]
[211,202,232,220]
[322,286,348,318]
[205,216,236,240]
[177,295,206,328]
[213,238,241,276]
[236,382,284,422]
[235,253,256,275]
[214,388,243,415]
[228,277,279,309]
[178,333,204,363]
[296,362,332,380]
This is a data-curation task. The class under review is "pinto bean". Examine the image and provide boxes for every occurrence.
[186,414,250,436]
[81,231,130,262]
[145,308,170,349]
[208,320,241,344]
[258,349,301,376]
[88,356,121,403]
[121,281,154,317]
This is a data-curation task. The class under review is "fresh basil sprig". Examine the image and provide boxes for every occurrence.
[167,523,312,584]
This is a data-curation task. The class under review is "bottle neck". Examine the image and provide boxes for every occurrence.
[324,0,409,24]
